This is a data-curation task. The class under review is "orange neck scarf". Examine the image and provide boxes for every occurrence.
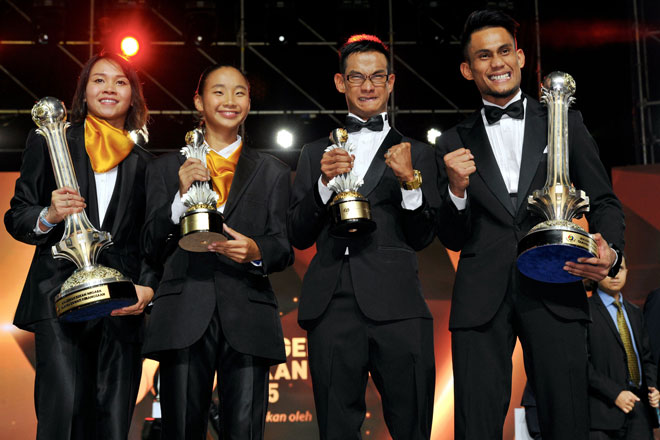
[207,142,243,207]
[84,114,134,173]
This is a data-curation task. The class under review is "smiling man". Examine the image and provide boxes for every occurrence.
[435,9,625,440]
[288,35,440,439]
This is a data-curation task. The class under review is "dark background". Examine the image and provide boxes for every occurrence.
[1,0,659,172]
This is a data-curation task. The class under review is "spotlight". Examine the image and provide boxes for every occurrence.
[427,128,442,145]
[267,1,297,46]
[120,36,140,57]
[276,129,293,148]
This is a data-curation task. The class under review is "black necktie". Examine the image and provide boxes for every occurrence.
[344,115,384,133]
[484,99,525,125]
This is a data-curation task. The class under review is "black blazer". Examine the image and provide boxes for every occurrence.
[141,146,292,364]
[436,95,625,330]
[588,293,659,430]
[4,123,158,341]
[288,128,440,323]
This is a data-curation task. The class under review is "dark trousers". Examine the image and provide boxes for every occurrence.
[158,309,270,440]
[33,317,142,440]
[452,284,590,440]
[305,259,435,440]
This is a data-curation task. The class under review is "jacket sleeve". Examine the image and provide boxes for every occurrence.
[4,129,59,246]
[287,144,329,250]
[250,163,294,275]
[435,131,472,251]
[400,142,440,251]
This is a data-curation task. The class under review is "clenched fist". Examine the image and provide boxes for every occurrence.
[179,158,210,196]
[385,142,414,182]
[444,148,476,198]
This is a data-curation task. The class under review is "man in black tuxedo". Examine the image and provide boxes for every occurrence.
[288,35,439,439]
[588,258,660,439]
[644,288,660,375]
[436,9,625,440]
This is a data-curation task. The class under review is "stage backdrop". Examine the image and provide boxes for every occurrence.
[8,162,659,439]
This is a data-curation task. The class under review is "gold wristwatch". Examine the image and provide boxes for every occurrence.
[400,169,422,190]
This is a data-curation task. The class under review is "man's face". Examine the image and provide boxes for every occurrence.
[460,26,525,107]
[334,51,394,120]
[598,259,628,296]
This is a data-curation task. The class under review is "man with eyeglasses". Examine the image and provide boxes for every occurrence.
[288,34,440,439]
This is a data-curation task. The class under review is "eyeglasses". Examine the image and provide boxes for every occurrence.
[344,72,390,86]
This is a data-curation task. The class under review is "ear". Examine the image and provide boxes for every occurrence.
[334,73,346,94]
[516,48,525,69]
[193,94,204,113]
[460,62,474,81]
[386,73,395,94]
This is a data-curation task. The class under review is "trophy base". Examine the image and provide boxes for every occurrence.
[180,208,226,252]
[55,265,137,322]
[329,194,376,238]
[517,220,598,283]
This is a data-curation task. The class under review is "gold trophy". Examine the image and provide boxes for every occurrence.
[32,97,136,322]
[178,128,226,251]
[327,128,376,237]
[517,72,598,283]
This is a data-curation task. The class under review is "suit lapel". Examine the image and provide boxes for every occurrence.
[67,124,101,226]
[594,295,625,350]
[359,128,403,197]
[109,150,137,237]
[222,146,261,219]
[458,114,515,217]
[625,300,645,357]
[516,96,548,210]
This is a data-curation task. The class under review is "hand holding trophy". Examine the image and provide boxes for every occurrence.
[517,72,598,283]
[326,128,376,237]
[179,128,226,251]
[32,97,136,321]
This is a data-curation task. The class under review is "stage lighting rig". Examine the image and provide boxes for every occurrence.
[32,0,66,45]
[266,1,297,46]
[184,1,217,47]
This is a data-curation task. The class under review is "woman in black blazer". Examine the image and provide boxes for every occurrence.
[5,52,157,440]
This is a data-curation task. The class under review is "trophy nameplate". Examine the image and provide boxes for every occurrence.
[327,128,376,238]
[516,72,598,283]
[32,97,136,322]
[179,128,226,252]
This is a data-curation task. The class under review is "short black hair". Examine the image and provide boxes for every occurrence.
[461,9,519,61]
[338,34,391,74]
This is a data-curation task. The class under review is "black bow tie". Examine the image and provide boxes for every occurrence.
[484,99,525,124]
[344,115,385,133]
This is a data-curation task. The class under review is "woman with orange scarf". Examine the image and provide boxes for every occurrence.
[141,65,293,439]
[5,52,157,439]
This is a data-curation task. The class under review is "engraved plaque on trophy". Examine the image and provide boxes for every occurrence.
[517,72,598,283]
[327,128,376,238]
[32,97,137,322]
[179,128,226,252]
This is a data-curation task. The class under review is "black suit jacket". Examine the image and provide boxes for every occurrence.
[588,293,659,430]
[288,128,440,323]
[436,95,625,330]
[141,146,292,364]
[4,123,158,341]
[644,288,660,380]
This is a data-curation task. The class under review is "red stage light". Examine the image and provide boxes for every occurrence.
[120,36,140,57]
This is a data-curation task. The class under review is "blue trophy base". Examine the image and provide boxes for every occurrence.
[517,221,598,283]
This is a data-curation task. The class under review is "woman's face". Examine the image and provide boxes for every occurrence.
[85,58,132,129]
[194,66,250,134]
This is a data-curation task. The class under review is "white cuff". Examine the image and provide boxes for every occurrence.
[400,187,423,210]
[317,176,333,205]
[449,186,467,211]
[171,191,187,225]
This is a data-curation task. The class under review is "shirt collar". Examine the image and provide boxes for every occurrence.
[207,135,242,159]
[597,289,623,307]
